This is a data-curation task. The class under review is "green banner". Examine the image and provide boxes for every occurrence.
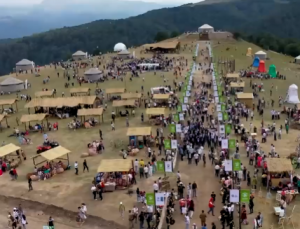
[157,161,165,172]
[221,104,226,111]
[164,139,171,149]
[179,97,184,104]
[240,189,250,203]
[233,159,241,171]
[177,105,182,112]
[223,112,229,121]
[182,91,186,97]
[146,193,155,206]
[173,114,179,122]
[217,86,221,92]
[225,124,231,134]
[228,139,236,149]
[218,90,222,96]
[169,124,176,133]
[219,96,224,103]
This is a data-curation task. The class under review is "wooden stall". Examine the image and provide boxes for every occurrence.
[0,98,18,112]
[0,114,9,131]
[0,143,22,168]
[96,159,133,191]
[106,88,125,99]
[112,99,136,115]
[32,146,71,167]
[77,108,104,123]
[236,93,254,108]
[230,81,245,94]
[146,108,168,116]
[126,127,153,148]
[70,87,90,96]
[35,91,54,98]
[20,114,49,131]
[121,93,142,106]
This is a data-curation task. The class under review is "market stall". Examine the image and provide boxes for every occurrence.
[106,88,125,100]
[30,146,71,181]
[225,73,240,81]
[70,87,90,96]
[126,127,153,149]
[96,159,133,191]
[112,99,136,116]
[146,108,169,125]
[77,108,104,125]
[152,94,171,107]
[0,114,9,131]
[236,93,254,108]
[20,114,49,131]
[230,81,245,94]
[0,98,18,112]
[35,91,54,98]
[121,93,142,106]
[0,143,22,168]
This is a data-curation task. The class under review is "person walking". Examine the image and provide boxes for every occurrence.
[99,129,103,140]
[139,212,144,229]
[119,202,126,218]
[207,198,215,216]
[185,213,190,229]
[192,181,197,198]
[249,195,254,214]
[129,210,134,229]
[91,185,97,200]
[21,214,27,229]
[83,159,89,172]
[48,216,54,229]
[74,161,78,175]
[199,210,207,226]
[28,177,33,191]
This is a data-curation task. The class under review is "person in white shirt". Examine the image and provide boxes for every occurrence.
[214,164,220,177]
[153,181,159,192]
[185,214,190,229]
[144,166,149,178]
[74,161,78,175]
[194,152,199,165]
[134,159,139,174]
[147,147,152,158]
[177,171,181,179]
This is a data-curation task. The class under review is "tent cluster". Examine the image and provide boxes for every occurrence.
[249,49,276,77]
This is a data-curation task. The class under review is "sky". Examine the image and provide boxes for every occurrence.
[0,0,202,6]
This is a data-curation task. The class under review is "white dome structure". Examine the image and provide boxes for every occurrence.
[16,59,34,72]
[0,77,25,93]
[255,51,267,60]
[295,55,300,64]
[114,43,127,52]
[72,50,87,61]
[84,68,103,81]
[285,84,300,104]
[198,24,214,33]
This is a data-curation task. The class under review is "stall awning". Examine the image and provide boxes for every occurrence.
[236,93,254,99]
[35,91,54,98]
[70,88,90,94]
[40,146,71,161]
[226,73,240,78]
[112,99,136,107]
[121,93,142,100]
[106,88,125,94]
[0,114,6,122]
[265,158,293,173]
[97,159,132,172]
[126,127,152,136]
[0,98,17,106]
[146,108,168,115]
[20,114,47,123]
[0,143,20,157]
[230,82,245,88]
[153,94,170,100]
[77,108,104,116]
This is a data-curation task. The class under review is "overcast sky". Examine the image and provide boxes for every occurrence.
[0,0,202,6]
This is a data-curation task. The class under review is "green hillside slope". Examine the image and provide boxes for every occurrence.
[0,0,300,75]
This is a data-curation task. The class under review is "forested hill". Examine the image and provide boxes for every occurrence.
[1,0,300,75]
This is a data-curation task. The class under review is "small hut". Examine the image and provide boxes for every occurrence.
[84,68,103,81]
[198,24,214,33]
[0,77,24,93]
[117,50,131,57]
[16,59,34,72]
[254,51,267,60]
[72,51,87,61]
[295,55,300,64]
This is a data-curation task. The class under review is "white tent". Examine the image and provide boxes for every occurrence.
[295,55,300,64]
[84,68,103,81]
[118,50,130,56]
[114,43,127,52]
[0,77,25,93]
[72,50,87,61]
[255,51,267,60]
[16,59,34,71]
[285,84,300,104]
[198,24,214,33]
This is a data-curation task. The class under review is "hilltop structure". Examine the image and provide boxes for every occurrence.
[114,43,127,52]
[84,68,103,81]
[0,76,24,93]
[72,51,87,61]
[16,59,34,72]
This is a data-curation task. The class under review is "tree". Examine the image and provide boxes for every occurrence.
[154,32,169,42]
[170,31,180,38]
[233,32,241,40]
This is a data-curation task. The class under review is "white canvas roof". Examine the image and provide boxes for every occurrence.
[0,77,23,86]
[16,59,32,66]
[72,51,86,56]
[295,55,300,60]
[118,50,130,55]
[199,24,213,29]
[84,68,102,75]
[255,51,266,55]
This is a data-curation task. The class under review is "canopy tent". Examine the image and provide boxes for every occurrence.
[153,94,170,100]
[252,57,260,67]
[295,55,300,64]
[114,43,127,52]
[32,146,71,166]
[35,91,54,98]
[0,143,20,157]
[0,77,24,93]
[225,73,240,78]
[97,159,132,172]
[146,108,168,116]
[255,51,267,60]
[20,114,48,130]
[16,59,34,71]
[246,47,252,57]
[70,87,90,96]
[72,50,87,60]
[285,84,300,104]
[258,60,266,73]
[126,127,152,136]
[77,108,104,122]
[84,68,103,81]
[0,98,18,111]
[268,64,277,78]
[198,24,214,33]
[106,88,125,98]
[118,50,130,56]
[230,82,245,88]
[0,114,9,131]
[265,158,293,173]
[112,99,136,107]
[121,93,142,100]
[236,93,254,108]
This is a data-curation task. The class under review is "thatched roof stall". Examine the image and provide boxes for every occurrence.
[70,88,90,96]
[0,114,9,131]
[121,93,142,100]
[20,114,48,130]
[230,82,245,88]
[146,108,168,116]
[265,158,294,173]
[97,159,132,172]
[0,98,18,111]
[145,41,180,52]
[225,73,240,78]
[153,94,170,100]
[127,127,152,136]
[35,91,54,98]
[0,143,21,158]
[236,93,254,108]
[106,88,125,99]
[32,146,71,167]
[112,99,136,114]
[77,108,104,122]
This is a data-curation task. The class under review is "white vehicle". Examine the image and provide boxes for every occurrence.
[151,87,173,95]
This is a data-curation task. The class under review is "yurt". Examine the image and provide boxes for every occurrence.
[117,50,131,57]
[0,77,24,93]
[246,47,252,57]
[252,57,260,67]
[268,64,277,78]
[16,59,34,72]
[285,84,300,104]
[72,51,87,61]
[84,68,103,81]
[255,51,267,60]
[295,55,300,64]
[114,43,127,52]
[258,60,266,73]
[198,24,214,33]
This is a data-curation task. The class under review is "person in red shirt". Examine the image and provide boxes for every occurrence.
[207,197,215,216]
[13,168,18,180]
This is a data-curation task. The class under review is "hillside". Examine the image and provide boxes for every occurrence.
[1,0,300,75]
